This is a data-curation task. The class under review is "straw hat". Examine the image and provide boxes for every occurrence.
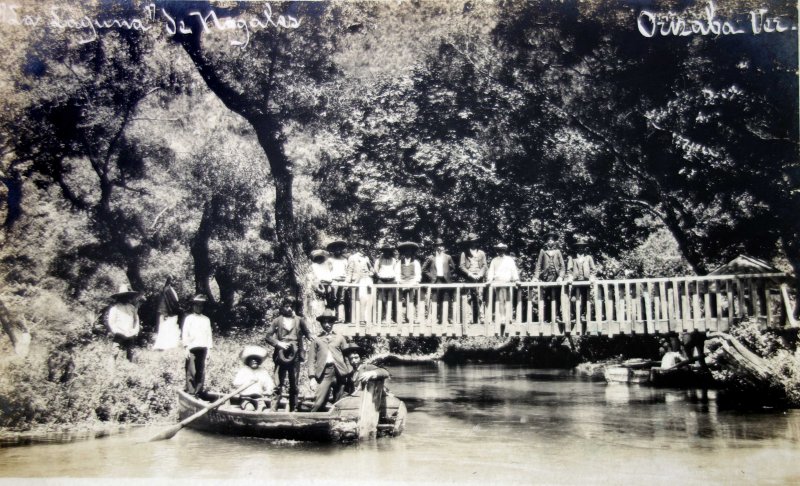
[461,233,480,244]
[240,345,268,365]
[574,236,590,247]
[191,294,208,303]
[397,241,419,252]
[494,242,509,250]
[111,284,141,300]
[543,231,559,241]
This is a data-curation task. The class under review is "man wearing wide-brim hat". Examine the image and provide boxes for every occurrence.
[264,296,314,412]
[346,239,374,325]
[421,238,456,324]
[395,241,422,323]
[487,243,521,325]
[534,231,566,323]
[307,309,352,411]
[181,294,213,397]
[458,233,487,324]
[310,249,336,309]
[232,345,274,411]
[342,343,390,396]
[325,239,350,322]
[106,284,143,362]
[566,236,597,324]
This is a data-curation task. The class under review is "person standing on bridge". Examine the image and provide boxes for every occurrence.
[326,239,350,322]
[396,241,422,324]
[567,236,596,324]
[422,238,456,324]
[459,233,488,324]
[347,239,375,325]
[534,232,566,323]
[487,243,520,325]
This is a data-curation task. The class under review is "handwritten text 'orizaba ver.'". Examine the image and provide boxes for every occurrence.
[638,1,796,38]
[0,3,301,48]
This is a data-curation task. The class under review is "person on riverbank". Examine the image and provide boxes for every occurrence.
[347,240,375,325]
[233,345,274,411]
[396,241,422,324]
[487,243,520,325]
[566,236,596,324]
[152,276,181,350]
[327,239,350,322]
[343,344,390,396]
[106,284,143,362]
[534,232,566,323]
[374,241,398,324]
[307,309,352,412]
[182,294,213,398]
[459,233,488,324]
[421,238,456,324]
[264,297,314,412]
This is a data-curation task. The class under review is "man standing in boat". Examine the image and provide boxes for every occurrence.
[307,309,352,411]
[264,297,314,412]
[182,294,213,398]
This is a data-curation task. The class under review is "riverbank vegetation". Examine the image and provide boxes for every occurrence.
[1,1,798,431]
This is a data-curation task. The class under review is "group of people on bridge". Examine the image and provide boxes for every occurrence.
[310,232,597,325]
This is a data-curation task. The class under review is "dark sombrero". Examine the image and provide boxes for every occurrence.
[276,343,297,364]
[342,343,364,356]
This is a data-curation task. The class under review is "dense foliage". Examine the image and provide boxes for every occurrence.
[0,1,798,427]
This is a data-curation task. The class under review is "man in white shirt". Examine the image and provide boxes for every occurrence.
[182,294,213,397]
[487,243,520,325]
[106,284,142,362]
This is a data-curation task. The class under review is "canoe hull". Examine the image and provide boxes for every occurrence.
[178,389,406,442]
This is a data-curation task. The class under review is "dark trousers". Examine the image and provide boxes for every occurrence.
[433,277,452,323]
[185,347,208,396]
[310,363,346,412]
[112,335,136,362]
[273,361,301,411]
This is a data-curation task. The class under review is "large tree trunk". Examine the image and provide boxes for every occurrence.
[190,202,215,300]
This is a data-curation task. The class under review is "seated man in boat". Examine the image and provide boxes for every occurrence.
[307,309,353,411]
[233,345,275,411]
[264,297,314,412]
[342,343,390,396]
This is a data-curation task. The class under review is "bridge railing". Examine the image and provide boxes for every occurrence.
[328,273,794,337]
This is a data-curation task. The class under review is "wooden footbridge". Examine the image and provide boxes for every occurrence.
[329,273,797,337]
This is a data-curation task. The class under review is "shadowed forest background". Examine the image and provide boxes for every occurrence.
[0,0,798,428]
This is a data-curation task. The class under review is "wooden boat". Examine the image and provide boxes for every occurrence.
[178,378,406,442]
[604,359,655,384]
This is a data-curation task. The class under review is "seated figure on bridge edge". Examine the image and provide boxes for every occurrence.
[566,236,597,324]
[232,345,275,411]
[326,239,350,323]
[395,241,422,324]
[421,238,457,324]
[534,231,566,323]
[488,242,520,325]
[459,233,488,324]
[374,241,399,324]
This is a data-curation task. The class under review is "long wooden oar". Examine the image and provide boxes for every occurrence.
[148,380,256,442]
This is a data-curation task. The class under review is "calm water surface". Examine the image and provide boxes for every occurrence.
[1,364,799,484]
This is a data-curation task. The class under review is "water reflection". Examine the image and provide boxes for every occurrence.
[1,364,799,483]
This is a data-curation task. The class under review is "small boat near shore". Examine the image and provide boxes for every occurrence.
[177,378,406,442]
